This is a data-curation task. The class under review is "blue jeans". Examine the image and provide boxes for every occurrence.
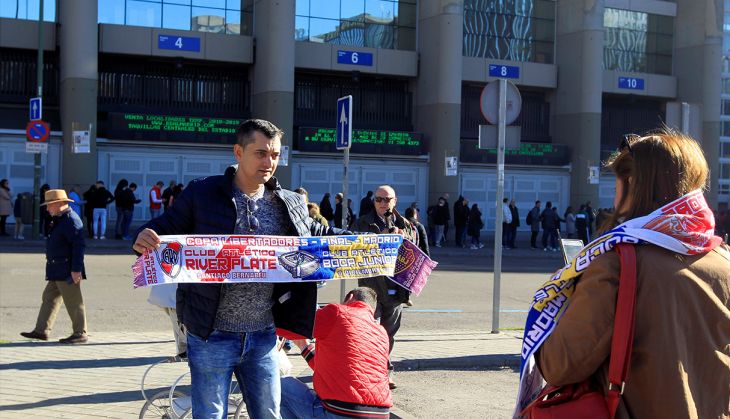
[122,210,134,237]
[115,207,124,235]
[542,228,558,249]
[187,326,280,419]
[280,377,350,419]
[150,208,161,220]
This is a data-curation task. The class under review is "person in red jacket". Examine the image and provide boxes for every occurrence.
[282,287,392,419]
[148,181,164,219]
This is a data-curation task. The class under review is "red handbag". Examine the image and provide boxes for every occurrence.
[521,243,638,419]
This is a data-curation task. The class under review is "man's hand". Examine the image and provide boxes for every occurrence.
[71,271,83,284]
[133,228,161,253]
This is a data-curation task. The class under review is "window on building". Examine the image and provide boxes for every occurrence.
[723,99,730,117]
[723,120,730,137]
[721,162,730,181]
[603,8,674,75]
[97,0,252,36]
[0,0,55,21]
[721,141,730,158]
[462,0,555,64]
[295,0,417,50]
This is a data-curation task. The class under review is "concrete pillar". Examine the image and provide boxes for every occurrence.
[58,0,98,190]
[415,0,464,206]
[252,0,295,188]
[554,0,604,208]
[674,0,723,209]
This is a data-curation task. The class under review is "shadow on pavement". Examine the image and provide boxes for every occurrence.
[0,386,192,411]
[0,356,169,371]
[0,340,173,348]
[393,354,521,369]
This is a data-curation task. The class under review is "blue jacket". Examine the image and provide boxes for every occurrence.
[136,165,350,341]
[46,208,86,281]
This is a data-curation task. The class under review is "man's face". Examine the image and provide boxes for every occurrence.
[130,186,137,192]
[234,131,281,188]
[47,202,65,217]
[374,187,397,217]
[510,199,516,206]
[96,183,103,189]
[536,202,541,209]
[444,194,450,201]
[464,199,470,206]
[171,182,177,188]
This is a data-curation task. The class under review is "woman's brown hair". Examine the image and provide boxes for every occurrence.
[599,128,709,235]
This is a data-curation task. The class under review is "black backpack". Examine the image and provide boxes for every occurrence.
[526,210,533,225]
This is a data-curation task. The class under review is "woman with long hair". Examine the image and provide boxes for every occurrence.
[517,130,730,418]
[466,203,484,249]
[0,179,14,236]
[563,206,575,239]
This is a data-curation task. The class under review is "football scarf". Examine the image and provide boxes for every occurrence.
[132,234,437,296]
[513,190,723,418]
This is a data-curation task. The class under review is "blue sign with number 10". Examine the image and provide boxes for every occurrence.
[489,64,519,79]
[618,77,644,90]
[159,35,201,52]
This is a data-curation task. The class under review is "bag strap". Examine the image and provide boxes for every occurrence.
[606,243,638,418]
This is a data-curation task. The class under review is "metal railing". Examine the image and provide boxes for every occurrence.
[0,49,59,104]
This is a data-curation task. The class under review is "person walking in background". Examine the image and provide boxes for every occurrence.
[405,206,429,257]
[586,200,596,239]
[320,193,335,223]
[553,206,565,238]
[308,203,328,226]
[426,205,436,246]
[148,181,164,220]
[119,183,141,240]
[453,196,469,248]
[501,198,512,249]
[0,179,13,236]
[529,200,541,249]
[40,184,53,238]
[347,198,355,229]
[359,191,374,217]
[90,181,114,239]
[575,204,590,245]
[82,184,96,238]
[161,180,176,212]
[113,179,128,239]
[442,193,451,243]
[432,198,449,248]
[564,206,576,239]
[334,193,345,229]
[508,199,520,248]
[409,202,421,221]
[68,185,83,217]
[467,203,484,249]
[20,189,88,344]
[13,193,28,240]
[540,201,558,251]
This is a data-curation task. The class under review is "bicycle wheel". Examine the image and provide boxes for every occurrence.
[178,408,192,419]
[233,399,250,419]
[139,389,188,419]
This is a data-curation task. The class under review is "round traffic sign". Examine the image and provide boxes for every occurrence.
[480,80,522,125]
[26,121,50,142]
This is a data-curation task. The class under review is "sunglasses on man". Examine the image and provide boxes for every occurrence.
[374,197,394,203]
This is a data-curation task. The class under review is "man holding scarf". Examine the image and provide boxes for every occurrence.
[133,119,350,419]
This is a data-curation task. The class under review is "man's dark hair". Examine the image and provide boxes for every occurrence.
[96,180,104,185]
[546,201,552,208]
[405,207,416,218]
[129,183,137,189]
[366,191,373,197]
[580,204,586,210]
[503,198,508,203]
[345,287,377,311]
[156,181,164,186]
[237,119,284,150]
[170,180,177,186]
[535,200,541,204]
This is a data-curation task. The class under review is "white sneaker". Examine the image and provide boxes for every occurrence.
[93,236,98,239]
[435,243,441,248]
[100,236,106,240]
[552,248,557,252]
[471,245,478,249]
[543,247,548,251]
[18,235,24,240]
[478,244,484,249]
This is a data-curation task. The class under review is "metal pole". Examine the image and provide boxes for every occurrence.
[340,148,350,302]
[32,0,44,240]
[491,79,507,334]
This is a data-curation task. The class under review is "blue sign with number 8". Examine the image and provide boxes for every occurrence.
[489,64,519,79]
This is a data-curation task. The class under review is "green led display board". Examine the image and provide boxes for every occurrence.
[299,127,424,155]
[110,113,240,134]
[480,143,562,157]
[461,140,568,165]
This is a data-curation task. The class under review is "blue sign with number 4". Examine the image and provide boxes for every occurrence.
[489,65,519,79]
[159,35,201,52]
[337,50,373,66]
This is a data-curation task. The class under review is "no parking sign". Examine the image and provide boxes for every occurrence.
[26,120,49,154]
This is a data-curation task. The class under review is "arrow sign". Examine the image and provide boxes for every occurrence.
[30,98,42,121]
[336,96,352,150]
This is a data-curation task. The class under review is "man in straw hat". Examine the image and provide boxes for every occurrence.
[21,189,88,344]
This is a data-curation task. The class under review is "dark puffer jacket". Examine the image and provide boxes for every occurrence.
[46,208,86,281]
[135,165,349,340]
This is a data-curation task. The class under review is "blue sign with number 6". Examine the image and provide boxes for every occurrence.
[337,50,373,66]
[159,35,201,52]
[489,64,519,79]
